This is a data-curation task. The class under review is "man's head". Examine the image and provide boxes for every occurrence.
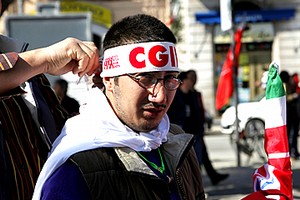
[279,70,290,84]
[101,14,180,132]
[187,70,197,87]
[1,0,14,17]
[53,79,68,100]
[178,71,193,93]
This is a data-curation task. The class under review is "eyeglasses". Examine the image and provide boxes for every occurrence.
[126,73,182,91]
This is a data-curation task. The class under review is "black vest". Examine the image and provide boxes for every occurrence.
[70,124,205,200]
[71,147,170,200]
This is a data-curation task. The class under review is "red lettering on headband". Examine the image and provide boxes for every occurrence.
[129,47,145,68]
[149,45,168,67]
[129,44,178,69]
[174,46,178,67]
[169,46,175,67]
[103,55,120,70]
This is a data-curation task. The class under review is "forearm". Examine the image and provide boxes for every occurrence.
[0,37,100,95]
[0,49,46,95]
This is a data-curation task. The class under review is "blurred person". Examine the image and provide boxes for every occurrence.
[295,73,300,160]
[33,14,205,200]
[280,70,300,159]
[168,70,228,186]
[0,36,99,199]
[53,78,80,116]
[292,72,300,94]
[168,71,204,162]
[168,70,228,185]
[188,70,229,185]
[0,1,100,198]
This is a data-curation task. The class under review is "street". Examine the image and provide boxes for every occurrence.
[202,128,300,200]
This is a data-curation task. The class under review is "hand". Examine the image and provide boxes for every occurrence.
[0,38,100,95]
[42,37,100,77]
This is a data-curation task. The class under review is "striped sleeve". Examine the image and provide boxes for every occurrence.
[0,52,19,71]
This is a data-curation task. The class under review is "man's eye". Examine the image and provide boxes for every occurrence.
[164,75,177,80]
[141,76,155,84]
[138,74,155,80]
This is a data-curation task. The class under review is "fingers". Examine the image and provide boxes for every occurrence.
[42,37,101,77]
[73,41,100,77]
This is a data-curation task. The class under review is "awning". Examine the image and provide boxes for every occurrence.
[195,8,296,24]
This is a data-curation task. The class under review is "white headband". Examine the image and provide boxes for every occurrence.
[100,42,179,77]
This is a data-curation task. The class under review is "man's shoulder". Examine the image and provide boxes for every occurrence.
[167,124,194,145]
[169,123,185,135]
[70,148,118,172]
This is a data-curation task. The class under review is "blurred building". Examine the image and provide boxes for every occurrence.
[1,0,171,49]
[174,0,300,115]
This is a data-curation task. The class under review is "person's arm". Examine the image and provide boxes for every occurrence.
[41,160,91,200]
[0,37,100,95]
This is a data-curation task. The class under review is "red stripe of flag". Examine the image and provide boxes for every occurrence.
[265,125,289,154]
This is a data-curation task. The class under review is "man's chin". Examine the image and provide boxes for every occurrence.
[138,121,160,132]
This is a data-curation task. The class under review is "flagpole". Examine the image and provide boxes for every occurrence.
[230,0,241,167]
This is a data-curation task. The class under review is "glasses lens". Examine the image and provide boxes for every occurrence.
[165,78,181,90]
[138,75,156,88]
[130,74,181,91]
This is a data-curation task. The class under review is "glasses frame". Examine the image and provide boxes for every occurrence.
[126,73,182,91]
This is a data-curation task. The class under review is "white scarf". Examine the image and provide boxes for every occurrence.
[32,88,170,199]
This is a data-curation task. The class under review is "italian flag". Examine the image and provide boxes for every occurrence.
[252,62,293,199]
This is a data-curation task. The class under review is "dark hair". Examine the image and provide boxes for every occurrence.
[279,71,290,83]
[1,0,14,16]
[103,14,177,51]
[54,79,68,94]
[187,69,195,73]
[178,71,188,81]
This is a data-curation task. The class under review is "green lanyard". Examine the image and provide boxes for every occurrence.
[137,148,165,174]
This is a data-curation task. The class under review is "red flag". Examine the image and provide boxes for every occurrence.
[215,25,246,111]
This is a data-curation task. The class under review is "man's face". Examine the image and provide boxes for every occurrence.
[187,72,197,87]
[183,78,194,90]
[105,71,178,132]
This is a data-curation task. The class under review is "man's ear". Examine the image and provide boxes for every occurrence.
[103,77,114,92]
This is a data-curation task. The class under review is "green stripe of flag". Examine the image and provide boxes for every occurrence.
[266,62,285,100]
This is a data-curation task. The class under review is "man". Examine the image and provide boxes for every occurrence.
[53,78,80,116]
[187,70,229,185]
[168,71,204,163]
[33,14,205,200]
[0,2,100,199]
[168,71,229,186]
[0,36,99,199]
[280,71,300,159]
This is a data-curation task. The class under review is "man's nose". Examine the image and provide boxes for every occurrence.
[148,81,166,103]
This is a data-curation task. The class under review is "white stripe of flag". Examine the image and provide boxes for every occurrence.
[264,96,286,129]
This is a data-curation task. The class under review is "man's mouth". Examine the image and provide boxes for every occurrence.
[142,102,166,110]
[143,107,165,119]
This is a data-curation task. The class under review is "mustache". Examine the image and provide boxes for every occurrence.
[142,102,167,109]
